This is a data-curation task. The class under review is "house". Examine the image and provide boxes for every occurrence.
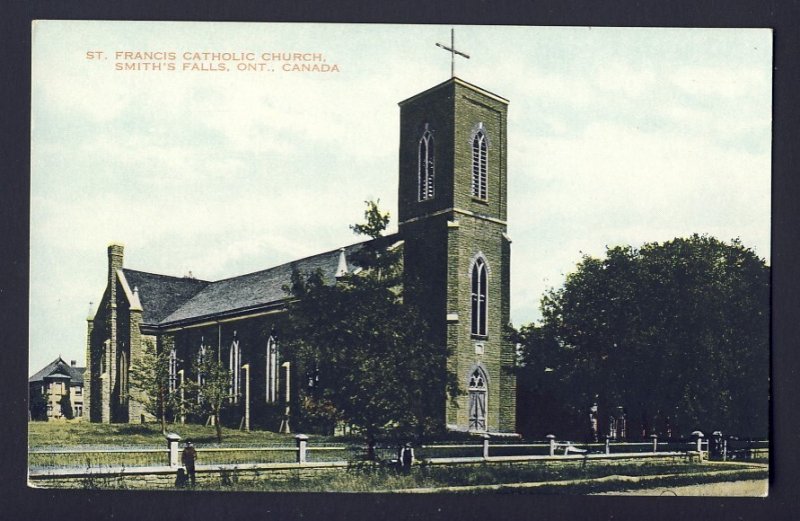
[29,357,85,420]
[85,76,517,434]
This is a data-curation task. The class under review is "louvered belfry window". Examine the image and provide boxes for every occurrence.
[418,128,435,201]
[471,128,488,200]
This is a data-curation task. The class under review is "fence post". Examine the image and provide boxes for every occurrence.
[546,434,556,457]
[605,436,611,455]
[651,433,658,453]
[692,431,704,459]
[482,434,490,460]
[165,432,181,467]
[295,434,309,464]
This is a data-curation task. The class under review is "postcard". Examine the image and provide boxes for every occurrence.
[29,21,770,496]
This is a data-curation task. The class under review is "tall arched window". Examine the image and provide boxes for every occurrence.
[196,341,207,393]
[168,347,177,392]
[229,339,241,403]
[471,256,488,337]
[468,366,488,431]
[418,126,435,201]
[265,336,278,403]
[471,125,488,200]
[119,351,128,403]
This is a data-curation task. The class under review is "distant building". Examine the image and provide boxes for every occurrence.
[29,357,85,420]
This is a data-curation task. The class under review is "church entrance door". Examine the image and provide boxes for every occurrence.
[468,368,487,431]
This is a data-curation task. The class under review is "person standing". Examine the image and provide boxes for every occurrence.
[182,440,197,486]
[399,443,414,475]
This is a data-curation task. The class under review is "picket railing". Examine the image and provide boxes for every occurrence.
[29,434,769,472]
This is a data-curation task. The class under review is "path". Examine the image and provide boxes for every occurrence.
[594,479,767,496]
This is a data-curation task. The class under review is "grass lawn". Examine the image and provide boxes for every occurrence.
[189,460,767,493]
[29,422,767,493]
[28,421,317,448]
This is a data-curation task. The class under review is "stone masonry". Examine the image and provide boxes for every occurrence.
[398,78,516,432]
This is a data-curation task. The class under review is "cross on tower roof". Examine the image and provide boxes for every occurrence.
[436,28,470,78]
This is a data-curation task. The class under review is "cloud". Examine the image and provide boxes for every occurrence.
[668,65,770,99]
[28,23,772,374]
[507,117,770,325]
[592,61,658,98]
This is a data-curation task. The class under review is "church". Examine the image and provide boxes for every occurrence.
[85,76,517,434]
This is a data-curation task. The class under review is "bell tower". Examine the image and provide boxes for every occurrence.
[398,77,515,433]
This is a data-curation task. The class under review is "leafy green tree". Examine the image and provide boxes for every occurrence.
[518,235,769,439]
[299,395,343,435]
[29,390,48,421]
[284,201,457,443]
[59,391,74,419]
[185,346,231,443]
[128,337,177,433]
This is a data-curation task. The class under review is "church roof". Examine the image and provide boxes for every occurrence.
[157,234,400,327]
[29,357,85,385]
[122,269,211,325]
[397,76,509,106]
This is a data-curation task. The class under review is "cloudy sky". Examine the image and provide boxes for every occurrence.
[30,22,772,374]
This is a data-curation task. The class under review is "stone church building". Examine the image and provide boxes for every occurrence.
[85,77,517,434]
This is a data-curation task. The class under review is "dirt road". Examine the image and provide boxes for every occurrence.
[595,479,768,496]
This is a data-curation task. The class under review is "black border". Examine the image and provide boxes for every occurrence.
[3,2,799,520]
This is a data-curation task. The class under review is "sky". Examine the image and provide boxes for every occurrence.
[29,22,772,375]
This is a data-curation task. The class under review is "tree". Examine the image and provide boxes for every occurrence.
[284,200,457,442]
[59,391,74,419]
[185,346,230,443]
[128,337,177,433]
[517,235,769,439]
[29,390,48,421]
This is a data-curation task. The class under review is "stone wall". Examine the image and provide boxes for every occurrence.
[84,316,93,420]
[161,314,287,429]
[128,333,157,423]
[451,81,508,222]
[398,81,456,223]
[107,245,123,423]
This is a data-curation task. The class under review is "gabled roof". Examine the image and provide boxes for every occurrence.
[397,76,509,106]
[122,269,210,325]
[29,357,85,385]
[159,234,400,326]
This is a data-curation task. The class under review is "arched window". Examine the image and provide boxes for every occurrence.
[469,367,487,390]
[471,125,488,200]
[100,343,108,375]
[119,351,128,403]
[196,340,207,384]
[471,256,488,337]
[265,336,278,403]
[229,339,241,403]
[468,366,488,431]
[418,126,435,201]
[168,347,177,392]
